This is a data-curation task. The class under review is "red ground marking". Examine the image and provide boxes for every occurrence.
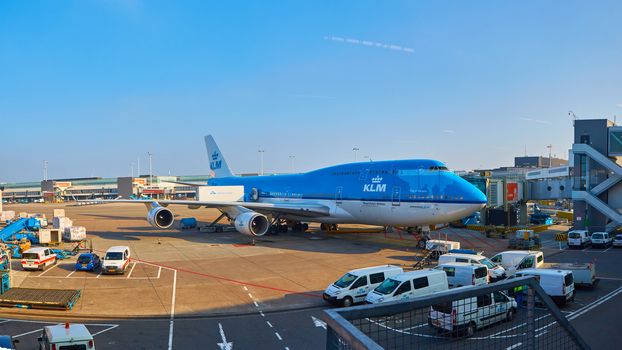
[461,229,498,249]
[93,249,322,298]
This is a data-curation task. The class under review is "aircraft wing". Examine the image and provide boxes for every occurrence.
[79,199,331,218]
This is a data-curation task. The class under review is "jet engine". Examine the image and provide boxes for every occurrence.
[234,211,269,236]
[147,206,174,228]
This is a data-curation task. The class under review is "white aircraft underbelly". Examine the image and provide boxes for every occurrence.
[261,198,482,226]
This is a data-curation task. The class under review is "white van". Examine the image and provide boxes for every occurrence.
[434,262,488,288]
[490,251,544,276]
[567,230,591,248]
[323,265,403,307]
[38,323,95,350]
[21,247,57,271]
[438,253,506,280]
[429,287,517,337]
[365,270,448,304]
[590,232,613,248]
[512,268,575,306]
[102,246,131,274]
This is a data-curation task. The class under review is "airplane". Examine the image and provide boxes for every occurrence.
[88,135,487,237]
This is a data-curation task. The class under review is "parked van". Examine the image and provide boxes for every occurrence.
[365,270,448,304]
[438,253,506,280]
[512,268,575,306]
[567,230,591,248]
[434,262,488,288]
[323,265,403,307]
[490,251,544,276]
[102,246,131,274]
[590,232,613,248]
[21,247,57,271]
[38,323,95,350]
[429,287,517,337]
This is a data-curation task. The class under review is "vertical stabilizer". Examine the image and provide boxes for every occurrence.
[204,135,234,178]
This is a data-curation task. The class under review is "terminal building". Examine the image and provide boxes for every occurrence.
[1,175,211,203]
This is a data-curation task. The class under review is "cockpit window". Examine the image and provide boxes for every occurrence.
[429,166,448,171]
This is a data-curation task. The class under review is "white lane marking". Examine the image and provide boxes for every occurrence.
[126,262,137,279]
[96,272,102,278]
[285,348,290,350]
[535,330,548,338]
[266,321,273,328]
[66,269,77,278]
[253,301,259,307]
[37,263,58,277]
[0,320,10,325]
[260,311,265,317]
[506,343,522,350]
[312,316,327,330]
[568,285,622,321]
[13,328,43,338]
[598,276,622,281]
[217,323,233,350]
[157,266,162,279]
[243,286,248,291]
[91,324,119,336]
[365,318,443,339]
[604,246,612,252]
[167,269,178,350]
[275,332,282,341]
[403,323,427,331]
[248,293,254,299]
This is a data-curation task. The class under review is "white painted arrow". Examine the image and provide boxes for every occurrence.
[312,316,327,330]
[217,323,233,350]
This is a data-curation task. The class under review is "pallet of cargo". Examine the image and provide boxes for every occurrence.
[0,288,81,310]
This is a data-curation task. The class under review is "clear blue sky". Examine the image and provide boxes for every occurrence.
[1,1,622,182]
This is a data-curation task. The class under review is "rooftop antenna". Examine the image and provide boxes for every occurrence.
[546,144,553,168]
[524,144,527,157]
[569,110,577,126]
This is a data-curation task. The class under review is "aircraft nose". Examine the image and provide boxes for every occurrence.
[459,178,487,206]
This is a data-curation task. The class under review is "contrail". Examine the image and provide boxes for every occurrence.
[324,36,414,53]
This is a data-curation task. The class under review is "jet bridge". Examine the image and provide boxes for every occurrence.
[571,119,622,232]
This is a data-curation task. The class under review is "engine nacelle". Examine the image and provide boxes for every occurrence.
[147,206,174,229]
[234,211,269,236]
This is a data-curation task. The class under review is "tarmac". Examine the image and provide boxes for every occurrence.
[3,202,438,319]
[1,203,620,349]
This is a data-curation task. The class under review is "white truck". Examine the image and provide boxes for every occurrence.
[490,251,544,276]
[38,323,95,350]
[542,262,597,287]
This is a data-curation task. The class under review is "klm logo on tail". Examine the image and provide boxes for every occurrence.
[210,151,222,170]
[363,176,386,192]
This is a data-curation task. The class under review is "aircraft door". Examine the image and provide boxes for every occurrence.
[392,186,401,206]
[335,186,343,205]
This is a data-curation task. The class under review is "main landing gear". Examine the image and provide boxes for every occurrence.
[267,219,309,234]
[320,223,338,232]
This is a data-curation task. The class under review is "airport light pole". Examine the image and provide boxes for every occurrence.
[137,157,140,177]
[352,147,359,162]
[546,145,552,168]
[289,155,295,173]
[147,152,153,185]
[131,162,134,178]
[43,160,48,181]
[258,149,265,176]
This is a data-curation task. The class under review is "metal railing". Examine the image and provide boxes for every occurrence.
[323,277,590,350]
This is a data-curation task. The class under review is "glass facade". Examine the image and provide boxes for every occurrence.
[609,129,622,155]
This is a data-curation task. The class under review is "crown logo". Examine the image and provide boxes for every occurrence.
[371,176,383,183]
[212,151,219,161]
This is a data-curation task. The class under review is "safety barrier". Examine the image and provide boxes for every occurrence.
[323,277,589,350]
